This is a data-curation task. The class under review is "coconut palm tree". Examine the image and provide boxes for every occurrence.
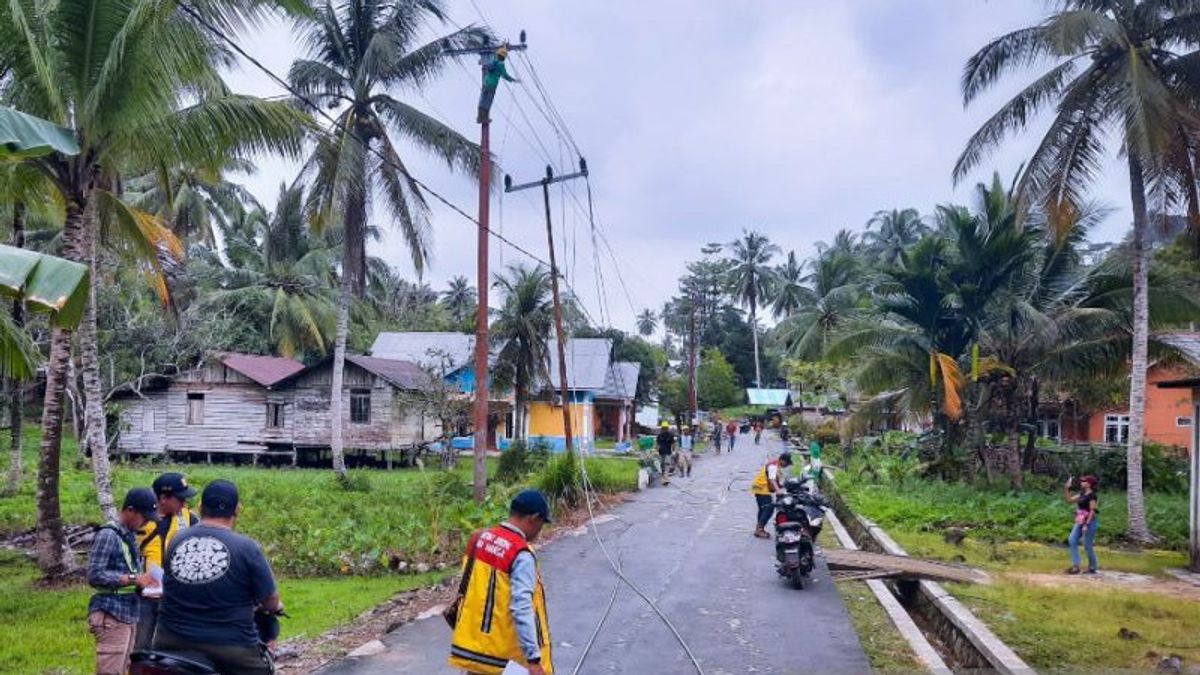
[195,184,337,358]
[727,229,779,386]
[290,0,488,478]
[492,264,553,442]
[954,0,1200,541]
[441,275,476,325]
[771,251,807,319]
[864,208,927,266]
[636,309,658,337]
[778,250,861,359]
[126,160,261,251]
[0,0,305,575]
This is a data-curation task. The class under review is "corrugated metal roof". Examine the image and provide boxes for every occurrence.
[1155,332,1200,367]
[598,361,640,400]
[545,338,612,391]
[746,388,793,406]
[218,353,305,388]
[370,332,477,370]
[345,355,435,391]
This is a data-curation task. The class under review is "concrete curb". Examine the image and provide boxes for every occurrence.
[826,507,952,675]
[822,470,1036,674]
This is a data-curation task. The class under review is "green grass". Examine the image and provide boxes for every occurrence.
[1,433,638,576]
[839,476,1190,550]
[0,550,448,675]
[832,474,1199,671]
[817,528,923,673]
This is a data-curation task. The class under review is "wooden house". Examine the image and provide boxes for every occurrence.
[114,352,437,463]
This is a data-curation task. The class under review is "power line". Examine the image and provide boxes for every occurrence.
[176,0,555,271]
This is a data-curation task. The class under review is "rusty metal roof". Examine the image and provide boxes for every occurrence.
[218,353,305,388]
[346,355,435,390]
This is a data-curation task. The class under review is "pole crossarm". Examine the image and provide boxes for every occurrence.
[504,160,588,193]
[444,31,529,57]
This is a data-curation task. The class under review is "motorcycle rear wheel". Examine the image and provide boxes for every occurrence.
[790,567,806,590]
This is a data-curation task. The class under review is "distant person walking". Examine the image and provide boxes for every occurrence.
[678,427,694,478]
[726,421,737,452]
[656,422,677,485]
[448,490,554,675]
[753,420,763,445]
[1064,475,1100,574]
[712,421,723,455]
[87,488,157,675]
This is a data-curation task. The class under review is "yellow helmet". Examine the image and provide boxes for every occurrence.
[660,421,670,428]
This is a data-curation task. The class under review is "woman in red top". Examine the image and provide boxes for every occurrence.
[725,421,737,452]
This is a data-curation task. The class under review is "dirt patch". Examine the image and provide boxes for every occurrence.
[275,493,629,672]
[1004,571,1200,602]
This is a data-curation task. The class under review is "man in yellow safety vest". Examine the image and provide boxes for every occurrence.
[750,452,793,539]
[135,472,199,649]
[449,489,554,674]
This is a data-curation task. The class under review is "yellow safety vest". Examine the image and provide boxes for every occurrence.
[751,460,780,495]
[449,525,554,674]
[138,506,195,572]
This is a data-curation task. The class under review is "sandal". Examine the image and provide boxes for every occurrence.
[1065,566,1080,575]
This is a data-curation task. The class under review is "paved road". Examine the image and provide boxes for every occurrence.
[320,433,868,674]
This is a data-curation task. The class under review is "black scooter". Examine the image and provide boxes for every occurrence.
[129,609,283,675]
[772,477,826,589]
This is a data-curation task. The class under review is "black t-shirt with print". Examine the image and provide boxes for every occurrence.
[160,524,276,646]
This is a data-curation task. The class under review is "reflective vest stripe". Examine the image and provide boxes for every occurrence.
[481,568,497,633]
[100,525,139,595]
[451,644,509,668]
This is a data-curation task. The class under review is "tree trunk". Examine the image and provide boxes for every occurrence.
[1022,378,1040,472]
[750,304,762,387]
[78,198,117,522]
[4,202,25,496]
[35,201,86,578]
[1125,154,1153,543]
[329,272,350,479]
[515,380,526,442]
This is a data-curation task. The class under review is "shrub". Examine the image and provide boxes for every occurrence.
[536,453,582,509]
[497,441,531,483]
[814,419,841,446]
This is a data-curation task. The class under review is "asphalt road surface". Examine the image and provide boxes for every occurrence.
[320,432,869,674]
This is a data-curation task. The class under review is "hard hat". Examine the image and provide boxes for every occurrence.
[660,421,670,428]
[683,425,690,431]
[496,45,509,59]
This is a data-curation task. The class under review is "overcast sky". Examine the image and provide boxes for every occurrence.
[226,1,1134,334]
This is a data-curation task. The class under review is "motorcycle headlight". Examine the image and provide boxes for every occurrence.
[782,497,795,507]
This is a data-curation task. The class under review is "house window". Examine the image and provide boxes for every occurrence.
[350,388,371,424]
[1178,417,1194,428]
[1104,414,1130,444]
[186,393,205,425]
[266,403,285,429]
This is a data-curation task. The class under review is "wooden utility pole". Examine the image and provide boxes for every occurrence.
[505,160,589,455]
[687,295,698,428]
[446,35,527,502]
[1191,390,1199,572]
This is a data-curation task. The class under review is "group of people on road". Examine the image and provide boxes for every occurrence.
[654,421,695,484]
[86,474,280,675]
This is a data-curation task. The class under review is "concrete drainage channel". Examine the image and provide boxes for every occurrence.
[821,471,1035,675]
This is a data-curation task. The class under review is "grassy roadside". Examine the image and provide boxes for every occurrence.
[837,476,1199,671]
[0,430,639,674]
[817,527,923,673]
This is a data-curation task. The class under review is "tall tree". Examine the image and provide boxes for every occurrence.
[864,208,927,266]
[290,0,487,478]
[0,0,305,576]
[727,229,779,385]
[771,251,807,319]
[779,249,861,359]
[441,275,476,325]
[635,309,658,337]
[492,264,553,442]
[954,0,1200,541]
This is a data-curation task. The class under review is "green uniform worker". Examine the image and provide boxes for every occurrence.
[808,440,823,479]
[478,45,519,123]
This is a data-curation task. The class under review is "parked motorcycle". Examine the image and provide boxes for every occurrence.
[129,608,283,675]
[773,477,827,589]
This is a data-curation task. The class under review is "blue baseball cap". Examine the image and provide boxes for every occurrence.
[201,479,239,517]
[122,487,158,520]
[510,489,552,523]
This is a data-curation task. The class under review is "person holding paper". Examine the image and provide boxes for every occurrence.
[449,490,554,674]
[134,472,200,650]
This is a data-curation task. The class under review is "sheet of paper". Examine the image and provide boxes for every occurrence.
[501,662,530,675]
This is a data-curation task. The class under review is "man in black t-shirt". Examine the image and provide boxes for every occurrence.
[154,479,281,674]
[656,422,677,485]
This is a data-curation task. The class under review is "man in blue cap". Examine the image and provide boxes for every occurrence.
[449,489,554,675]
[154,479,281,674]
[87,487,157,675]
[135,471,200,649]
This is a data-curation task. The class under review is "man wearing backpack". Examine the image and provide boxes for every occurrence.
[87,487,157,674]
[134,472,199,650]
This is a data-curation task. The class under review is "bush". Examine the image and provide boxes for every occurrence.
[497,441,531,483]
[537,453,582,509]
[814,419,841,446]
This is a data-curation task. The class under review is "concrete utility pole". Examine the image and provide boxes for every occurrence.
[505,159,589,455]
[446,34,527,502]
[688,295,698,428]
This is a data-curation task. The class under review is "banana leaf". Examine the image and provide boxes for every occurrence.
[0,244,89,328]
[0,106,80,160]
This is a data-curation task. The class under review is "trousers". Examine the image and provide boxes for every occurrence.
[1068,516,1099,570]
[755,494,775,529]
[153,624,274,674]
[89,611,136,675]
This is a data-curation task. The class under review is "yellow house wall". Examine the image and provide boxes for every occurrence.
[528,401,590,437]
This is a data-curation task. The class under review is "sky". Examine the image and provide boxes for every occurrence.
[226,1,1135,335]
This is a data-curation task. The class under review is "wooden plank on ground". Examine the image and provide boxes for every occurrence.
[824,548,989,585]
